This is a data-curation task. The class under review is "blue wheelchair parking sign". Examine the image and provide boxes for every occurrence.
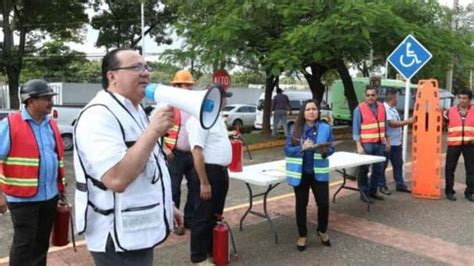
[387,34,432,80]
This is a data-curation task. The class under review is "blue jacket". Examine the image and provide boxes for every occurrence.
[285,121,335,186]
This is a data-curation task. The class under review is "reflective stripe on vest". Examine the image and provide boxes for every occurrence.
[359,102,386,143]
[0,112,65,197]
[164,109,181,150]
[447,106,474,146]
[313,153,330,181]
[286,156,303,186]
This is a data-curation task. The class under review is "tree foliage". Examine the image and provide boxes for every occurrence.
[89,0,177,50]
[1,0,88,108]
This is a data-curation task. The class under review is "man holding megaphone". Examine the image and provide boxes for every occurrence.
[74,48,183,266]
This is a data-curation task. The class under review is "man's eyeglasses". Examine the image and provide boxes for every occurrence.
[366,94,376,97]
[110,64,152,72]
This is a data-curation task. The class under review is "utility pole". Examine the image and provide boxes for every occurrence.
[446,0,459,92]
[141,1,145,56]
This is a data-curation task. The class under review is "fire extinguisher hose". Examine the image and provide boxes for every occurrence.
[223,220,238,259]
[69,206,76,252]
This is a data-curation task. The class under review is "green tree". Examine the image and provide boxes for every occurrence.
[169,0,287,134]
[1,0,88,109]
[89,0,177,50]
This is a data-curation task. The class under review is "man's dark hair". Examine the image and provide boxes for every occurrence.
[365,85,378,93]
[101,48,133,90]
[457,89,472,100]
[385,89,398,102]
[276,88,283,94]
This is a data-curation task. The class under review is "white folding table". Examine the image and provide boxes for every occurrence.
[229,151,385,243]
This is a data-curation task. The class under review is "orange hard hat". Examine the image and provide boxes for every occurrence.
[170,70,195,85]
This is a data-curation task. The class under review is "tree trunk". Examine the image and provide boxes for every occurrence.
[261,71,277,135]
[2,0,20,109]
[302,63,327,103]
[335,59,358,119]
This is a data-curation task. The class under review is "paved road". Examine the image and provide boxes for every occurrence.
[1,133,473,265]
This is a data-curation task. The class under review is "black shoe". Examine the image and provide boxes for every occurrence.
[465,194,474,202]
[317,231,331,247]
[396,186,412,193]
[379,187,392,195]
[359,195,374,204]
[296,237,307,251]
[369,193,385,201]
[446,194,457,201]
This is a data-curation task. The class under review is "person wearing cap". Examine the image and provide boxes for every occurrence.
[163,69,200,235]
[0,79,66,265]
[187,86,233,264]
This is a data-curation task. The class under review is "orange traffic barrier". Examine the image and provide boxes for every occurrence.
[412,79,442,199]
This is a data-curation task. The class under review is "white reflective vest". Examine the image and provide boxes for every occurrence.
[74,91,173,251]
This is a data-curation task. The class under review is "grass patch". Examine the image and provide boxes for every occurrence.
[240,132,286,145]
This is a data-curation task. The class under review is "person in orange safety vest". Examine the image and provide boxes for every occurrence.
[443,89,474,202]
[162,69,200,235]
[352,85,390,204]
[0,79,66,266]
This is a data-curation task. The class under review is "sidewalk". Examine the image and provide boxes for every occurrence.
[2,168,473,265]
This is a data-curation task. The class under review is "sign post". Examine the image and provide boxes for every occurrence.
[387,34,432,168]
[213,69,231,90]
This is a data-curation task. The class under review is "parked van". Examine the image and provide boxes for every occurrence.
[254,90,332,131]
[331,78,454,125]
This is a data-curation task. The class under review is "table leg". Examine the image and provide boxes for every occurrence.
[332,169,370,212]
[239,183,254,231]
[239,182,280,244]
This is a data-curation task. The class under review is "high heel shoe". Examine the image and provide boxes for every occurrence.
[317,231,331,247]
[296,237,307,251]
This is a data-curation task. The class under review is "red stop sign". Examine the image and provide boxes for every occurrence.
[213,69,231,90]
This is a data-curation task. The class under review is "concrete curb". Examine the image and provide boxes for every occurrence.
[247,127,353,151]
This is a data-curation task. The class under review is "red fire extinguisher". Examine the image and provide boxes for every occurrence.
[51,201,76,251]
[229,126,253,172]
[213,215,238,266]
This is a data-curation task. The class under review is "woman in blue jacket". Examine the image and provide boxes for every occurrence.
[285,99,335,251]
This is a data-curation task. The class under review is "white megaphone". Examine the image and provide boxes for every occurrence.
[145,83,223,129]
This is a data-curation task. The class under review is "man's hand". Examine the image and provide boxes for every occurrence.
[163,147,175,161]
[149,106,175,137]
[356,143,365,154]
[173,206,184,229]
[59,191,67,204]
[0,194,8,215]
[405,117,415,125]
[200,183,212,200]
[384,144,391,153]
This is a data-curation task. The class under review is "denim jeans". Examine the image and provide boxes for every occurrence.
[167,150,199,227]
[272,110,288,137]
[379,145,406,189]
[358,142,385,195]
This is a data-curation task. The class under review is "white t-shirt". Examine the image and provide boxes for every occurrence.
[384,102,402,146]
[186,117,232,166]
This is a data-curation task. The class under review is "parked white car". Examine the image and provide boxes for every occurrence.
[222,104,257,129]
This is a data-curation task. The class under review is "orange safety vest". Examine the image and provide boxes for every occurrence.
[359,102,386,143]
[0,113,65,197]
[164,109,181,151]
[447,105,474,146]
